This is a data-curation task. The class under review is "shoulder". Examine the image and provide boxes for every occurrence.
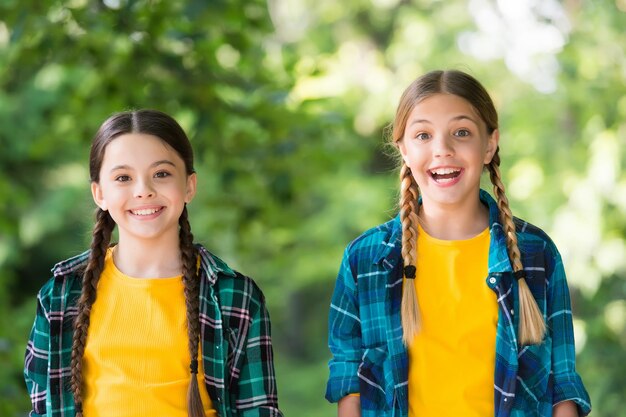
[333,216,402,284]
[482,189,561,260]
[196,245,236,280]
[36,250,89,309]
[196,244,266,306]
[51,250,90,278]
[218,270,267,307]
[513,217,560,255]
[512,217,563,277]
[35,276,59,312]
[345,216,401,259]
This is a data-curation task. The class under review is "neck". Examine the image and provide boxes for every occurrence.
[113,232,183,278]
[419,196,489,240]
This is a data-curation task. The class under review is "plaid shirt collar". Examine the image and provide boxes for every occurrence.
[51,244,237,283]
[372,189,513,273]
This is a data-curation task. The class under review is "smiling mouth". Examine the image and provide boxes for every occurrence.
[130,207,163,216]
[429,168,461,183]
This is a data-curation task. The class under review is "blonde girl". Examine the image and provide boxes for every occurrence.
[326,70,590,417]
[24,109,282,417]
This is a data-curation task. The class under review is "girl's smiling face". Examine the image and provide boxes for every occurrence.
[91,133,196,246]
[397,93,499,213]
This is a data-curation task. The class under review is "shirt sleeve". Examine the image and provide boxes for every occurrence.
[237,287,283,417]
[547,248,592,416]
[24,287,51,417]
[325,247,362,403]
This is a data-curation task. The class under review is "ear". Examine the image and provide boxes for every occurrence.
[91,182,107,211]
[184,173,197,203]
[397,140,411,167]
[483,129,500,164]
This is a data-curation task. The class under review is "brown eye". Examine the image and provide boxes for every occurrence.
[115,175,131,182]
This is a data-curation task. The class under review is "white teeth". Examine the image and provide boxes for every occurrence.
[431,168,460,175]
[132,208,160,216]
[435,177,456,184]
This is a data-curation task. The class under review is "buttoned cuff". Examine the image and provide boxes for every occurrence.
[325,361,360,403]
[553,374,591,416]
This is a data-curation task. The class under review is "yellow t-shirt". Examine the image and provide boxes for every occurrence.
[82,248,217,417]
[408,224,497,417]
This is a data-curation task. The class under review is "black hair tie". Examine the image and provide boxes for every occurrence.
[190,359,199,374]
[513,270,525,281]
[404,265,416,279]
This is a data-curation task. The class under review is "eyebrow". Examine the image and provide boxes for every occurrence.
[408,115,479,126]
[109,160,177,173]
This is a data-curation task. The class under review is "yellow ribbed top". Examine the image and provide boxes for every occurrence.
[82,248,216,417]
[408,225,497,417]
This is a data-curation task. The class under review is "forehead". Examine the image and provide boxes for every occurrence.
[101,133,182,166]
[408,93,481,122]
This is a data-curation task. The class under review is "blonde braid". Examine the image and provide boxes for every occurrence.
[488,150,545,344]
[399,163,421,345]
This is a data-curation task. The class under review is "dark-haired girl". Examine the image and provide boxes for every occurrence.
[24,110,282,417]
[325,70,590,417]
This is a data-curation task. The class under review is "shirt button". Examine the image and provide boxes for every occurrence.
[489,277,496,284]
[504,398,508,402]
[510,309,514,315]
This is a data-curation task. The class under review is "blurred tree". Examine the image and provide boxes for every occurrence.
[0,1,379,415]
[1,0,624,416]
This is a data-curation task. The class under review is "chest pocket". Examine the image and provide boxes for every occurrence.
[513,250,552,408]
[225,327,245,380]
[513,340,553,415]
[358,343,395,410]
[358,270,394,347]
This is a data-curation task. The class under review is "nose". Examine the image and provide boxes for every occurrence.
[433,134,455,158]
[133,178,155,198]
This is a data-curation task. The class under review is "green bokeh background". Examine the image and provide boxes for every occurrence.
[1,1,625,416]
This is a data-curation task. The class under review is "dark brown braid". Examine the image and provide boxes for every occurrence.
[179,205,203,417]
[71,208,115,417]
[399,163,421,346]
[81,109,201,415]
[488,149,546,344]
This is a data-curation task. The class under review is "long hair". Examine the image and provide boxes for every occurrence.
[70,109,204,417]
[390,70,545,346]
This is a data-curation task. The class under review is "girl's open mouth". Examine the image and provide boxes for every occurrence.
[130,207,164,216]
[429,168,462,183]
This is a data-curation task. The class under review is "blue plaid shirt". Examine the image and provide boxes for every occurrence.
[326,190,591,417]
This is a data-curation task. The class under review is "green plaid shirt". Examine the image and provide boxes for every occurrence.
[24,245,282,417]
[326,190,591,417]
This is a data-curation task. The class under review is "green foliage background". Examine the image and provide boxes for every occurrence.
[1,0,625,416]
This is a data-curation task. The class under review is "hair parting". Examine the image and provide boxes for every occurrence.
[71,208,115,417]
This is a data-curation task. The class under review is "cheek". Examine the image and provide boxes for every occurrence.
[480,145,494,164]
[172,182,191,201]
[97,184,113,199]
[403,147,427,168]
[397,142,408,161]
